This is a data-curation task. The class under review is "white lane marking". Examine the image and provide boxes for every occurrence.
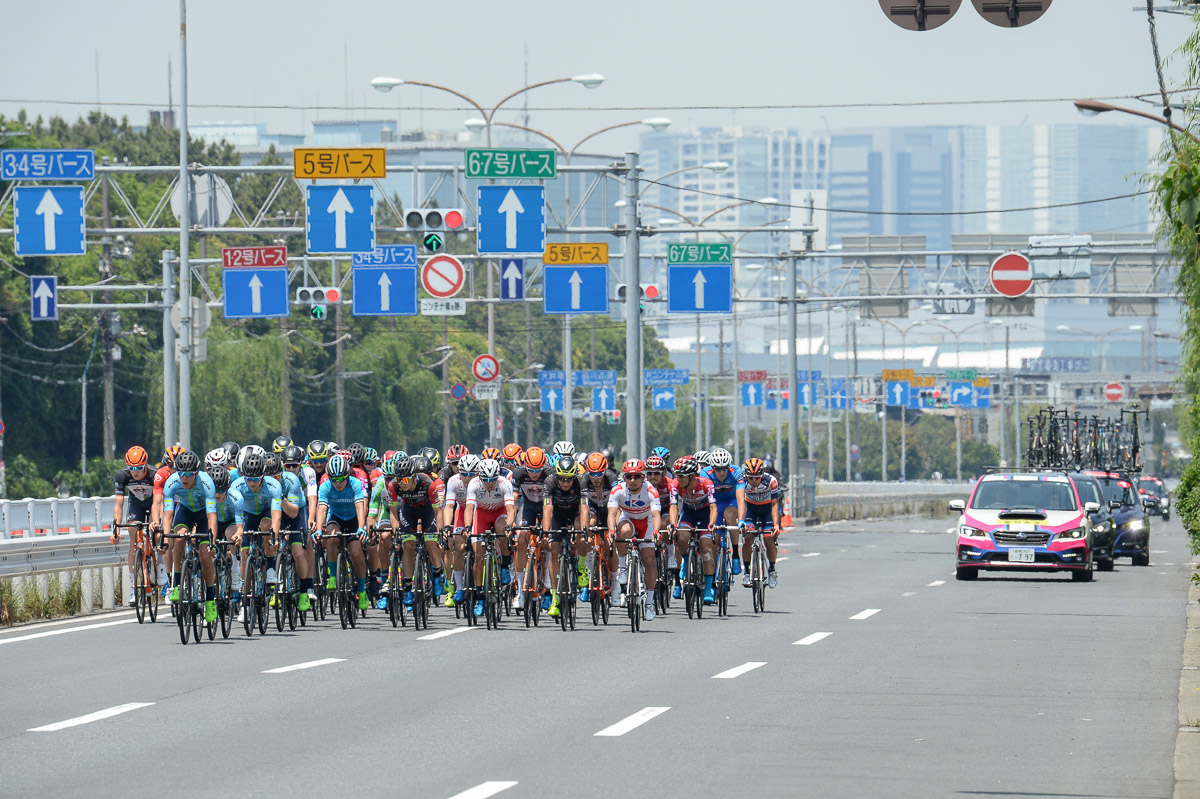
[801,552,821,558]
[418,627,476,640]
[850,608,881,620]
[0,617,137,646]
[446,781,519,799]
[793,632,833,646]
[713,661,766,679]
[262,658,346,674]
[0,609,135,637]
[775,556,790,562]
[594,706,671,737]
[901,591,916,597]
[30,702,154,732]
[1152,550,1168,554]
[928,580,946,587]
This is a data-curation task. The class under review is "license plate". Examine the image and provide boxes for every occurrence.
[1008,547,1035,563]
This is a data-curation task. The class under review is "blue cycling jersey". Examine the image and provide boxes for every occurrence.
[318,475,365,520]
[214,487,243,524]
[230,475,283,524]
[162,471,217,515]
[702,465,745,505]
[278,471,304,509]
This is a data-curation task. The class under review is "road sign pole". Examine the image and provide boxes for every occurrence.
[176,0,191,449]
[623,152,643,458]
[488,260,497,446]
[162,251,177,448]
[564,315,573,443]
[956,406,963,482]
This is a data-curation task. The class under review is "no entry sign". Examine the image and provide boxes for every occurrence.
[989,252,1033,298]
[421,254,465,298]
[1104,382,1124,403]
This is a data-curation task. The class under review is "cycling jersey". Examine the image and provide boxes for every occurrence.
[389,473,445,509]
[542,473,586,534]
[437,465,458,484]
[581,469,620,511]
[114,466,155,505]
[465,476,515,510]
[214,488,243,526]
[229,475,283,527]
[509,466,547,504]
[300,465,321,500]
[317,476,366,522]
[368,478,393,521]
[672,476,715,510]
[161,471,218,514]
[608,483,661,522]
[703,465,745,511]
[743,474,780,506]
[646,475,674,503]
[278,471,305,509]
[152,465,174,497]
[444,473,469,509]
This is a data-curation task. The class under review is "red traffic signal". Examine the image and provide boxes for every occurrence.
[612,410,622,420]
[444,209,465,230]
[932,389,941,399]
[782,391,790,400]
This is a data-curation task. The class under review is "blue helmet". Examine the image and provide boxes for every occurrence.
[651,446,670,462]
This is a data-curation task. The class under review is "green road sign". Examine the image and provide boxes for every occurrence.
[668,242,732,265]
[423,232,444,253]
[945,368,977,381]
[465,148,557,179]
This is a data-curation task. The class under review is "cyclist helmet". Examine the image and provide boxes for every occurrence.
[325,455,350,480]
[446,444,469,464]
[173,449,201,473]
[646,455,666,472]
[381,454,399,478]
[411,455,432,476]
[383,449,397,463]
[205,448,227,469]
[307,439,331,461]
[762,454,776,470]
[480,446,501,461]
[584,452,609,475]
[553,454,578,478]
[418,446,440,471]
[552,440,576,458]
[621,459,646,479]
[363,446,380,466]
[673,456,698,477]
[265,453,283,477]
[393,456,415,479]
[272,435,292,454]
[709,448,732,469]
[124,445,149,468]
[458,454,481,478]
[207,466,230,492]
[221,441,241,462]
[393,450,408,460]
[281,444,305,465]
[743,457,765,477]
[692,450,711,466]
[326,441,339,453]
[501,443,523,466]
[237,444,266,471]
[347,443,366,466]
[651,446,670,463]
[478,458,501,480]
[240,453,265,479]
[574,452,589,469]
[164,444,185,468]
[524,446,548,472]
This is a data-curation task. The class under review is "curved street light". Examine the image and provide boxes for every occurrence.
[1074,98,1200,144]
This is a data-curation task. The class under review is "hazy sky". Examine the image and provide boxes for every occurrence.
[1,1,1195,149]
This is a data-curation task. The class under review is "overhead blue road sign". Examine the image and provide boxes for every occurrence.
[544,265,608,314]
[223,268,289,319]
[825,378,849,410]
[305,185,374,254]
[539,369,618,388]
[651,387,676,411]
[974,385,992,409]
[794,381,822,408]
[741,383,764,407]
[352,267,417,316]
[477,185,545,254]
[14,186,86,256]
[667,264,733,314]
[644,368,690,387]
[352,244,417,267]
[30,276,57,321]
[797,369,822,381]
[949,382,974,407]
[593,387,615,412]
[541,387,564,413]
[499,259,525,301]
[886,380,910,407]
[2,149,94,181]
[907,385,922,410]
[766,393,789,411]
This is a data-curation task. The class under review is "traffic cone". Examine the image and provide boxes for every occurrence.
[781,495,792,531]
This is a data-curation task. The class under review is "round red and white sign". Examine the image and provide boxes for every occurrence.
[989,251,1033,298]
[1104,382,1124,403]
[421,254,465,299]
[472,354,500,383]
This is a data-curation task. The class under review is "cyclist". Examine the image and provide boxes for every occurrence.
[229,453,284,616]
[670,456,718,603]
[152,444,185,597]
[303,440,333,585]
[417,446,441,477]
[272,435,293,455]
[541,454,589,617]
[207,466,243,599]
[703,447,745,576]
[112,445,162,605]
[221,441,241,473]
[762,454,782,484]
[267,451,311,611]
[607,459,662,620]
[479,446,508,479]
[645,454,676,571]
[441,444,469,484]
[366,452,400,610]
[388,455,447,608]
[580,452,620,530]
[650,446,673,479]
[509,446,550,608]
[501,443,524,472]
[161,450,219,624]
[441,453,479,607]
[739,457,781,589]
[463,458,516,619]
[314,454,370,612]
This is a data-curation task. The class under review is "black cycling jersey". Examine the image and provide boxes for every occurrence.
[580,469,620,509]
[114,466,155,504]
[437,464,457,484]
[542,473,585,513]
[510,465,548,504]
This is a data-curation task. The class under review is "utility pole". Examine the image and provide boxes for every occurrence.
[564,316,573,443]
[280,318,291,437]
[844,316,852,482]
[100,161,115,459]
[176,0,191,449]
[695,315,702,448]
[622,152,643,459]
[442,317,451,452]
[591,325,600,452]
[487,260,497,446]
[334,258,346,443]
[162,250,176,448]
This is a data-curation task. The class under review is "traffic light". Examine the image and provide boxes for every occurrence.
[606,409,622,426]
[296,286,340,320]
[615,283,661,311]
[405,208,466,253]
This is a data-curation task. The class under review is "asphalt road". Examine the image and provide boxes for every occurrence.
[0,513,1191,798]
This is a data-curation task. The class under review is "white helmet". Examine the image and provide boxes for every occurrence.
[552,440,576,458]
[237,444,266,471]
[709,447,732,468]
[459,454,481,476]
[478,458,501,480]
[205,448,227,469]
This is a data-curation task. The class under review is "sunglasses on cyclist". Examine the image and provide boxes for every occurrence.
[646,471,663,476]
[331,476,348,484]
[247,476,263,483]
[624,473,644,481]
[309,457,328,465]
[284,462,301,469]
[178,471,196,479]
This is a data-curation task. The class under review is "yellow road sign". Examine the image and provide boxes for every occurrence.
[911,376,936,387]
[882,369,915,381]
[973,377,991,387]
[293,148,386,180]
[544,242,609,265]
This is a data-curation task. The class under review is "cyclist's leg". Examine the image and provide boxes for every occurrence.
[722,503,741,560]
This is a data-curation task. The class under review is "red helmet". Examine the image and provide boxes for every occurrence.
[584,452,609,474]
[622,459,646,478]
[446,444,469,463]
[645,455,666,471]
[524,446,548,471]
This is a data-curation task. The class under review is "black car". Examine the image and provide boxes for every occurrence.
[1136,475,1170,521]
[1069,472,1116,571]
[1083,470,1155,566]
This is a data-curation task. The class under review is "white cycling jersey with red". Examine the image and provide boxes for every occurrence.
[465,476,515,511]
[444,473,469,508]
[672,476,715,509]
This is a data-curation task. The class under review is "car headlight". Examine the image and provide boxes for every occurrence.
[1124,519,1144,532]
[959,525,989,538]
[1092,523,1108,534]
[1056,527,1086,540]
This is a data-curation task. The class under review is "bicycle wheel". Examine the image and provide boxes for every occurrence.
[557,564,570,633]
[148,549,160,623]
[218,556,232,639]
[178,558,192,645]
[256,561,269,635]
[133,550,146,624]
[286,557,299,631]
[274,561,286,633]
[243,556,256,637]
[190,561,204,643]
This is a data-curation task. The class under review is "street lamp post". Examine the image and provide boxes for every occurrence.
[1074,98,1200,144]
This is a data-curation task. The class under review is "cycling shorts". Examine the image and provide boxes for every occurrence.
[471,505,507,537]
[547,509,580,544]
[616,515,655,550]
[325,514,359,534]
[169,505,211,540]
[677,506,712,536]
[744,503,774,532]
[714,496,737,520]
[519,498,543,526]
[243,511,272,536]
[124,500,152,524]
[399,504,439,543]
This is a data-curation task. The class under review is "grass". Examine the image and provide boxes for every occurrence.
[0,572,91,626]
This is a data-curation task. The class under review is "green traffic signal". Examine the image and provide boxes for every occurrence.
[311,304,326,320]
[423,232,444,253]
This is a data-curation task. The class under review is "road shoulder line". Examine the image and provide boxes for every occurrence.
[1174,560,1200,799]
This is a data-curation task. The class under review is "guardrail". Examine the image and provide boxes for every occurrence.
[0,496,122,615]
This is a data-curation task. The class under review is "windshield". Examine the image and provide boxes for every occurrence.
[1097,480,1135,506]
[971,478,1078,511]
[1073,478,1104,508]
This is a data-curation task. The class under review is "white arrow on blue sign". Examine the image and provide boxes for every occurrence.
[741,383,764,407]
[974,385,991,409]
[593,388,614,412]
[223,269,289,319]
[352,267,417,316]
[949,382,974,407]
[652,387,676,411]
[886,380,910,407]
[30,275,58,321]
[544,265,608,314]
[477,185,545,254]
[14,186,86,256]
[825,378,850,410]
[305,185,375,254]
[667,264,732,314]
[541,387,564,413]
[499,259,525,301]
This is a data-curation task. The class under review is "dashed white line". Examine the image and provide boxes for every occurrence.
[262,658,346,674]
[927,580,946,587]
[446,781,519,799]
[0,617,137,646]
[594,706,671,737]
[793,632,833,646]
[713,661,767,679]
[850,608,881,620]
[775,556,790,562]
[1152,550,1168,554]
[30,702,154,732]
[901,591,916,597]
[801,552,821,558]
[418,627,476,641]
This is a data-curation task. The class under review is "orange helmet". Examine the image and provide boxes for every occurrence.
[743,457,765,476]
[125,445,149,468]
[584,452,609,475]
[524,446,548,471]
[481,446,501,461]
[163,445,185,468]
[501,443,524,463]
